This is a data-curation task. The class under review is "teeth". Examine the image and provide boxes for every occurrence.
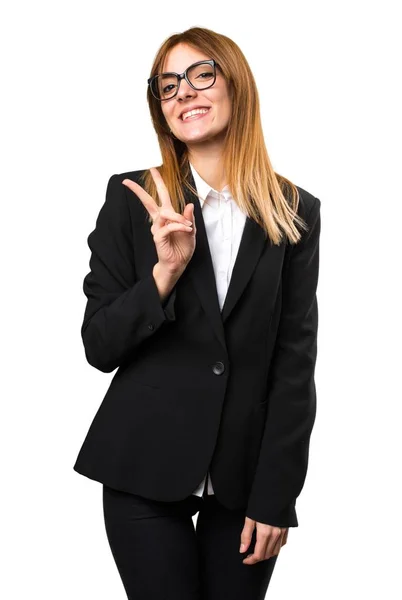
[182,108,209,121]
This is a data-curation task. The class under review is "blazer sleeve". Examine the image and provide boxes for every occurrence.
[246,195,321,528]
[81,174,177,373]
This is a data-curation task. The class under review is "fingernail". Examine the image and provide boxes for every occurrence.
[185,220,192,226]
[239,544,245,552]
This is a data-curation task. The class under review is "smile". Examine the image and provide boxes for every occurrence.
[181,107,210,121]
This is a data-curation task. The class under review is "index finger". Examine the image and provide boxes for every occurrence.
[251,530,268,563]
[149,167,173,209]
[122,178,159,221]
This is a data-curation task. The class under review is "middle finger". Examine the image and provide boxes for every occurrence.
[268,535,283,559]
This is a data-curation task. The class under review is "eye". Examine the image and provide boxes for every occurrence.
[196,71,214,80]
[162,84,177,93]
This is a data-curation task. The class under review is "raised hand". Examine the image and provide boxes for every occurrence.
[122,167,196,277]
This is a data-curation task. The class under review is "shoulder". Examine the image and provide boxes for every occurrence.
[294,185,321,223]
[112,168,147,185]
[104,169,149,220]
[107,168,147,196]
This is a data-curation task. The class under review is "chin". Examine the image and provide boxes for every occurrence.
[178,128,223,146]
[182,133,210,144]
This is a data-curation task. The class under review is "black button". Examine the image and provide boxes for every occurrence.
[147,323,154,331]
[212,361,225,375]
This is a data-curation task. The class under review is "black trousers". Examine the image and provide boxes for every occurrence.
[103,484,278,600]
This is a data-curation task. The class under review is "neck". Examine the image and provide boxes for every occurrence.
[187,137,227,192]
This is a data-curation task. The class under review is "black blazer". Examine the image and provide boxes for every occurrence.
[73,167,321,528]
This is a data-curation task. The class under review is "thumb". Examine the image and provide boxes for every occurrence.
[239,517,255,553]
[184,203,194,221]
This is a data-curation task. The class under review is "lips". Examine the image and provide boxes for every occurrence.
[180,106,211,121]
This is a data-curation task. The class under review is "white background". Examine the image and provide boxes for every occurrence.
[2,1,401,598]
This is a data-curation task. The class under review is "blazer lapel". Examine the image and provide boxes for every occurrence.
[220,217,267,322]
[183,167,269,339]
[183,172,227,352]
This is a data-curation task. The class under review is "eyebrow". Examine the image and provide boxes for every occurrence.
[159,60,211,75]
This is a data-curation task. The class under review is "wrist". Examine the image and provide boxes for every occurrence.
[152,263,181,302]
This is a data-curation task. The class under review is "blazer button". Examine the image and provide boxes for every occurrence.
[212,361,225,375]
[147,323,154,331]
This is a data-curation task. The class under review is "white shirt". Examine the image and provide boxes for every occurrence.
[189,163,248,497]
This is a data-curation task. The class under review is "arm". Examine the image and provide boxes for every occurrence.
[246,195,321,527]
[81,174,178,373]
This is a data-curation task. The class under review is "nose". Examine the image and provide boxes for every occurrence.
[176,77,196,101]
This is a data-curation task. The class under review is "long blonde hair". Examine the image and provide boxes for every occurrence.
[141,26,308,245]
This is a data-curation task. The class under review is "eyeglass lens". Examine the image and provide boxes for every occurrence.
[152,62,215,100]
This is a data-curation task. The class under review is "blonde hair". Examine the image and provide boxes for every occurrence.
[141,26,308,245]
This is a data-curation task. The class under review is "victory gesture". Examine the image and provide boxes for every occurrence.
[122,167,196,277]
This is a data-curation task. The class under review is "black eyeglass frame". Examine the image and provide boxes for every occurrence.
[147,59,219,101]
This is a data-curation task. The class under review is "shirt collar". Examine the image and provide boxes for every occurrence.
[189,162,231,207]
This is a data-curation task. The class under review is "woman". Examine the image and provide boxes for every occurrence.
[73,26,321,599]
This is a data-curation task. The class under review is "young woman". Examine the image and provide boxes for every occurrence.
[73,26,321,599]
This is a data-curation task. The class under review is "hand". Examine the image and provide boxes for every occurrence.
[240,516,288,565]
[122,167,196,276]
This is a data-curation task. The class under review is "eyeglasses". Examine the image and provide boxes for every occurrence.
[148,59,219,101]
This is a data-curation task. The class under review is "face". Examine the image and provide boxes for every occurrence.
[159,43,232,148]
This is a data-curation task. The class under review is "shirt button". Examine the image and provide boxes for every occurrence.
[212,361,225,375]
[147,323,154,331]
